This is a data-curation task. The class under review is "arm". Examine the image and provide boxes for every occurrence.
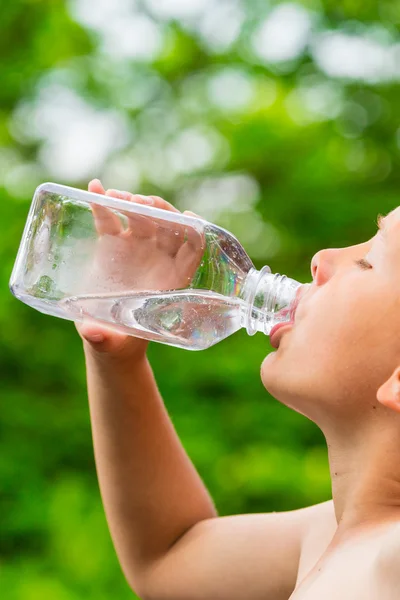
[80,179,218,596]
[84,342,318,600]
[84,345,217,590]
[80,180,329,600]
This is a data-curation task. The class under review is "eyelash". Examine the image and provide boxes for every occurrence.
[354,258,372,270]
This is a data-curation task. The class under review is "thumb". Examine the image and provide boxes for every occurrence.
[76,321,127,354]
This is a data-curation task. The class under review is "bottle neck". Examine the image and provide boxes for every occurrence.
[241,267,301,336]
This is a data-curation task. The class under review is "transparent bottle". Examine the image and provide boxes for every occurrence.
[10,183,304,350]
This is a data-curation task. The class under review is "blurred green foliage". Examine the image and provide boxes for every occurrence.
[1,0,400,597]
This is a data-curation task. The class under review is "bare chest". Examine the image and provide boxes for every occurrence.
[291,552,376,600]
[291,536,397,600]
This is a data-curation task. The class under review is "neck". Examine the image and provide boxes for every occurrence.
[320,407,400,536]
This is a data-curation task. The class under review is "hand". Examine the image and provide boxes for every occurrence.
[77,180,204,359]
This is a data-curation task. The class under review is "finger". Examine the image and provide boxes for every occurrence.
[148,195,181,213]
[105,189,156,237]
[91,204,123,236]
[79,325,124,352]
[177,236,204,276]
[76,321,107,344]
[176,224,205,284]
[155,220,186,256]
[76,321,148,357]
[184,222,206,251]
[76,321,134,354]
[106,190,180,213]
[182,211,206,249]
[126,213,156,238]
[106,189,181,216]
[145,195,183,253]
[130,194,180,241]
[106,189,140,202]
[106,189,181,214]
[89,179,106,195]
[89,181,123,236]
[183,210,204,220]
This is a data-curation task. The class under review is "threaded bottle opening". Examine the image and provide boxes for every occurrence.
[245,266,271,336]
[243,267,300,337]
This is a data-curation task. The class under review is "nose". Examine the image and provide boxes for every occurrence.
[310,248,340,286]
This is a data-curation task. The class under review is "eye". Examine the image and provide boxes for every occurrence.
[354,258,372,270]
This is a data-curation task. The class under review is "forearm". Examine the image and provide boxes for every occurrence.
[83,345,217,589]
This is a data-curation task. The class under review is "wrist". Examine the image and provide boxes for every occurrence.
[83,340,158,413]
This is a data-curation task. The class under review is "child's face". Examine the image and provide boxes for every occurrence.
[261,208,400,421]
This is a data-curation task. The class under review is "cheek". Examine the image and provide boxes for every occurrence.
[293,276,378,351]
[260,287,376,403]
[289,288,377,373]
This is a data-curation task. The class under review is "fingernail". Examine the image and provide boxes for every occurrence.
[138,195,154,205]
[107,189,132,201]
[85,333,105,343]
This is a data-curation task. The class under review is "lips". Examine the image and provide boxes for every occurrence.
[269,322,293,348]
[289,296,300,322]
[269,285,308,349]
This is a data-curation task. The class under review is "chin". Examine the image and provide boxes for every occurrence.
[260,351,285,397]
[260,349,310,410]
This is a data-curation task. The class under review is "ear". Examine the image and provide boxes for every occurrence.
[377,367,400,413]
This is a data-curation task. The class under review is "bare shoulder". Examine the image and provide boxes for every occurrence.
[375,520,400,576]
[302,499,335,521]
[143,500,337,600]
[299,499,336,539]
[296,500,336,583]
[359,520,400,599]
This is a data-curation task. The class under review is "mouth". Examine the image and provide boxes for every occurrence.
[269,285,307,349]
[289,289,301,322]
[269,322,294,349]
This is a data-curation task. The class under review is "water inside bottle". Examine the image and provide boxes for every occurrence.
[13,187,291,350]
[63,289,248,350]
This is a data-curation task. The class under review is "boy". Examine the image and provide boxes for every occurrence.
[78,179,400,599]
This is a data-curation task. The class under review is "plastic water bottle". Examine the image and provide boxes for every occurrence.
[10,183,305,350]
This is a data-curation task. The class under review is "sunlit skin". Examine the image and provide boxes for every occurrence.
[263,209,400,526]
[79,181,400,599]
